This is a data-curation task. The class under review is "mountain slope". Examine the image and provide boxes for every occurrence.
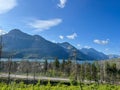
[80,48,109,60]
[2,29,69,59]
[108,54,120,59]
[1,29,110,60]
[58,42,92,60]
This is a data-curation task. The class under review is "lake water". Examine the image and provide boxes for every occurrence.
[0,58,100,64]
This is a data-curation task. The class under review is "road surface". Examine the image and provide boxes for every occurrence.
[0,73,70,82]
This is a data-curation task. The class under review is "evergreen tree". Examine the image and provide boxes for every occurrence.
[44,59,48,73]
[53,58,60,71]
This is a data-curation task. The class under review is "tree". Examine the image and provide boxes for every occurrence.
[53,58,60,71]
[105,62,117,83]
[7,57,12,84]
[60,59,66,72]
[65,59,72,76]
[18,60,31,83]
[110,63,117,84]
[31,60,38,85]
[91,63,97,81]
[0,35,2,72]
[44,59,48,74]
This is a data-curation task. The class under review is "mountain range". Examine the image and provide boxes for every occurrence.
[1,29,119,60]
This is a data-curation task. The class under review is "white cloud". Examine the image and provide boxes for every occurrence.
[105,48,109,51]
[52,40,57,43]
[59,35,64,39]
[66,33,77,39]
[57,0,67,8]
[77,44,81,47]
[0,29,7,35]
[84,46,91,49]
[0,0,17,14]
[93,39,109,45]
[28,18,62,32]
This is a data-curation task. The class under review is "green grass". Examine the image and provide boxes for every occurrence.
[0,81,120,90]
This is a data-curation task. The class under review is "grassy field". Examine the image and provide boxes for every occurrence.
[0,81,120,90]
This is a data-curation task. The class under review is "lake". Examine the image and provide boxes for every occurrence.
[0,58,100,64]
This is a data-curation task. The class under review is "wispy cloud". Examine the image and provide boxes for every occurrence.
[59,35,64,39]
[51,40,57,43]
[105,48,109,51]
[57,0,67,8]
[66,33,77,39]
[0,29,7,35]
[93,39,109,45]
[84,46,91,49]
[77,44,82,49]
[28,18,62,32]
[0,0,17,14]
[77,44,81,47]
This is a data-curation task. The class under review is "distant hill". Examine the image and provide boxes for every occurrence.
[80,48,109,60]
[2,29,69,59]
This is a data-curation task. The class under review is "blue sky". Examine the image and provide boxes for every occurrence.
[0,0,120,55]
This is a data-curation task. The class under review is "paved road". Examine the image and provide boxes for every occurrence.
[0,73,70,82]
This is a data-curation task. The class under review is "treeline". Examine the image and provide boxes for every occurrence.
[0,58,120,84]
